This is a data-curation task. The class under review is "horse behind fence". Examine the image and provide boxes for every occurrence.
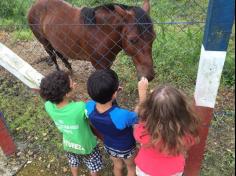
[28,0,156,81]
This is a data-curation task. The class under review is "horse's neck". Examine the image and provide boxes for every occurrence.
[93,10,123,47]
[95,10,123,32]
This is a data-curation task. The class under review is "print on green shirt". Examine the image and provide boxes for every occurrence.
[45,101,97,154]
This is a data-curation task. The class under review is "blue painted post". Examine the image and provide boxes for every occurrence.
[184,0,235,175]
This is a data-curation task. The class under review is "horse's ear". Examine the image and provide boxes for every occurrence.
[115,5,132,19]
[143,0,150,14]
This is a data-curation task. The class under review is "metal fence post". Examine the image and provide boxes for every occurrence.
[184,0,235,175]
[0,112,16,156]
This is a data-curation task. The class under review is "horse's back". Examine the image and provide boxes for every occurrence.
[28,0,74,24]
[28,0,50,45]
[28,0,86,60]
[28,0,81,42]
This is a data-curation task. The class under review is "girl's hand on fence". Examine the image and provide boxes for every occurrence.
[71,82,77,90]
[66,82,79,101]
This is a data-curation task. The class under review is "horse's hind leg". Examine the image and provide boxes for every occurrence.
[44,44,60,70]
[55,51,72,71]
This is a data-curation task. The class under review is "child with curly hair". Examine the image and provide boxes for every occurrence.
[134,78,200,176]
[39,71,103,176]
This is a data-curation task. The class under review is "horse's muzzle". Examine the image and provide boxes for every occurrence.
[137,71,155,81]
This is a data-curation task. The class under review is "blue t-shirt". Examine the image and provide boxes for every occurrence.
[86,100,138,151]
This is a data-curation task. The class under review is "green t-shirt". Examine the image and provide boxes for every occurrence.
[45,101,97,154]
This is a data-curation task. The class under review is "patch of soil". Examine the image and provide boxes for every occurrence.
[1,31,95,100]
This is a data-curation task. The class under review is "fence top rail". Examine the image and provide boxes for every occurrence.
[0,21,206,27]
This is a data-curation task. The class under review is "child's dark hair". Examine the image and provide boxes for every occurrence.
[138,85,200,156]
[87,69,119,104]
[40,71,71,104]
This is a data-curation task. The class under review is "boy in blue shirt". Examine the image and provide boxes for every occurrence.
[86,69,137,176]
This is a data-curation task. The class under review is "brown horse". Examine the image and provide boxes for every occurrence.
[28,0,156,80]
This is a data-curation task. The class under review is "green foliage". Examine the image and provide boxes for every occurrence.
[0,0,30,24]
[0,0,16,18]
[222,33,235,87]
[223,54,235,87]
[153,25,202,89]
[12,29,33,41]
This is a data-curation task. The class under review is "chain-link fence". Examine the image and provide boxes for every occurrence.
[0,0,235,175]
[1,0,234,88]
[0,0,211,86]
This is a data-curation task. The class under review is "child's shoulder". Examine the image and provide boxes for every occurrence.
[110,106,136,117]
[73,101,86,107]
[85,100,96,114]
[85,100,96,106]
[109,107,138,130]
[45,101,53,106]
[63,101,86,112]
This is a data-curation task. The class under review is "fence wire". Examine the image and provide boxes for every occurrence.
[0,0,212,82]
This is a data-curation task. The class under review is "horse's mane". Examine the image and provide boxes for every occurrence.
[81,4,154,35]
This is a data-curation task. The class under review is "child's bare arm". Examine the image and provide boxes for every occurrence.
[66,82,79,101]
[135,77,149,112]
[138,77,149,103]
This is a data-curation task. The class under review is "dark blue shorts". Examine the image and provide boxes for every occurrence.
[104,145,137,159]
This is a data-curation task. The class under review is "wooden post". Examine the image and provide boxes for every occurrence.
[184,0,235,175]
[0,112,16,156]
[0,43,44,90]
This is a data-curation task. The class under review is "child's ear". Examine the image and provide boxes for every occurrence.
[112,91,118,99]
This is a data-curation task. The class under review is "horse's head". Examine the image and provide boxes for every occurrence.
[115,2,156,81]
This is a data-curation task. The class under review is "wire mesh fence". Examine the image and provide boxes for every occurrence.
[1,0,232,89]
[0,0,213,86]
[1,0,233,88]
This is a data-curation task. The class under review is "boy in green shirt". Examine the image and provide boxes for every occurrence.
[39,71,102,176]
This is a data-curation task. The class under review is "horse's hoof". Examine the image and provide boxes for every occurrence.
[32,56,50,65]
[46,58,54,66]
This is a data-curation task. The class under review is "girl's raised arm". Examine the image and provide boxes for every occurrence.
[135,77,149,112]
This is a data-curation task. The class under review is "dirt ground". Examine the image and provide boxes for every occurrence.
[0,31,235,175]
[0,31,96,98]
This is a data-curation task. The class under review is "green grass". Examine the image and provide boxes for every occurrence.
[0,77,62,153]
[11,29,33,41]
[201,113,235,175]
[0,75,234,175]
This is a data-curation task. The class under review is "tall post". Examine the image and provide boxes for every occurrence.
[184,0,235,175]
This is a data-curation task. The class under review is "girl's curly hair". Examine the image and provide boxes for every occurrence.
[138,85,200,156]
[39,71,71,104]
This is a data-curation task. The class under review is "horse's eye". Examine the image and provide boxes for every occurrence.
[129,38,139,45]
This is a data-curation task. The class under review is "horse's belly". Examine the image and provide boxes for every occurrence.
[46,31,90,61]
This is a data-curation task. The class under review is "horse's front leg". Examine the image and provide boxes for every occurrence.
[56,51,72,72]
[44,45,60,71]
